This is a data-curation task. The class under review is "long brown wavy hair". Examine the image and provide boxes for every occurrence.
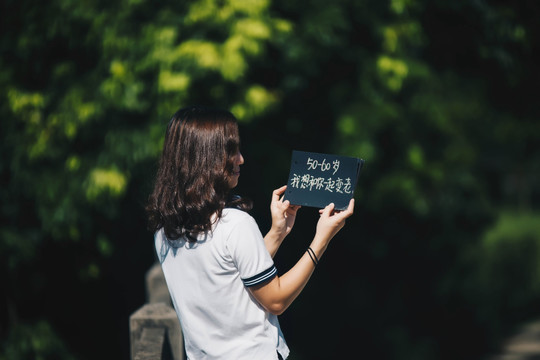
[146,106,252,241]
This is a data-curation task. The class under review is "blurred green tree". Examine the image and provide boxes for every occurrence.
[1,0,539,359]
[1,0,291,358]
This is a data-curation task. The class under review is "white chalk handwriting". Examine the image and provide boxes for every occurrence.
[306,157,340,175]
[290,174,352,194]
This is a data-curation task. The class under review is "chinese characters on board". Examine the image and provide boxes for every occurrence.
[290,157,352,194]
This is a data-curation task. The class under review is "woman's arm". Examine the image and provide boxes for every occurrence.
[251,199,355,315]
[264,185,300,258]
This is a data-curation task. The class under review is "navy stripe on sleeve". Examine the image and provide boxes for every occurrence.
[242,265,277,287]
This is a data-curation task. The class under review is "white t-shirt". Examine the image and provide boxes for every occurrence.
[155,208,290,360]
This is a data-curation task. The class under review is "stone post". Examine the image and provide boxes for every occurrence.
[133,327,167,360]
[130,303,183,360]
[145,262,171,306]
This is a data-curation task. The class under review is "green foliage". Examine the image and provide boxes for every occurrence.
[472,213,540,330]
[1,0,539,359]
[1,0,291,269]
[1,0,293,358]
[0,322,74,360]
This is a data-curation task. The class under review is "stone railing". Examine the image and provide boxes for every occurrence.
[130,263,184,360]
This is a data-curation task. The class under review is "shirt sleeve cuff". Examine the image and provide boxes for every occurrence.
[241,265,277,287]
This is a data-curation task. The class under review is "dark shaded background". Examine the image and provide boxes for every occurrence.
[1,0,539,359]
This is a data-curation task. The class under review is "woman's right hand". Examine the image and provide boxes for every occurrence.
[313,199,355,249]
[251,198,355,316]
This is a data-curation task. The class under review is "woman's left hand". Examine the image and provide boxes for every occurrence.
[269,185,300,240]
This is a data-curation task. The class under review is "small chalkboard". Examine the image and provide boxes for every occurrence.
[283,150,364,210]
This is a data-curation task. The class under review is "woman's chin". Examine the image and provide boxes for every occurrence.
[228,176,239,188]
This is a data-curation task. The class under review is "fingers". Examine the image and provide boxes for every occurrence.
[272,185,287,202]
[290,204,301,212]
[275,198,293,216]
[343,198,354,216]
[273,185,287,196]
[335,199,354,218]
[281,201,302,214]
[319,199,355,218]
[321,203,335,217]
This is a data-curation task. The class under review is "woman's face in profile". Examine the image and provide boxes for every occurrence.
[229,151,244,188]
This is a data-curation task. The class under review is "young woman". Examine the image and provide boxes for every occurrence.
[146,106,354,360]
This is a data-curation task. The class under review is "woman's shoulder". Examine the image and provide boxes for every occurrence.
[220,208,260,231]
[219,208,262,243]
[222,207,253,222]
